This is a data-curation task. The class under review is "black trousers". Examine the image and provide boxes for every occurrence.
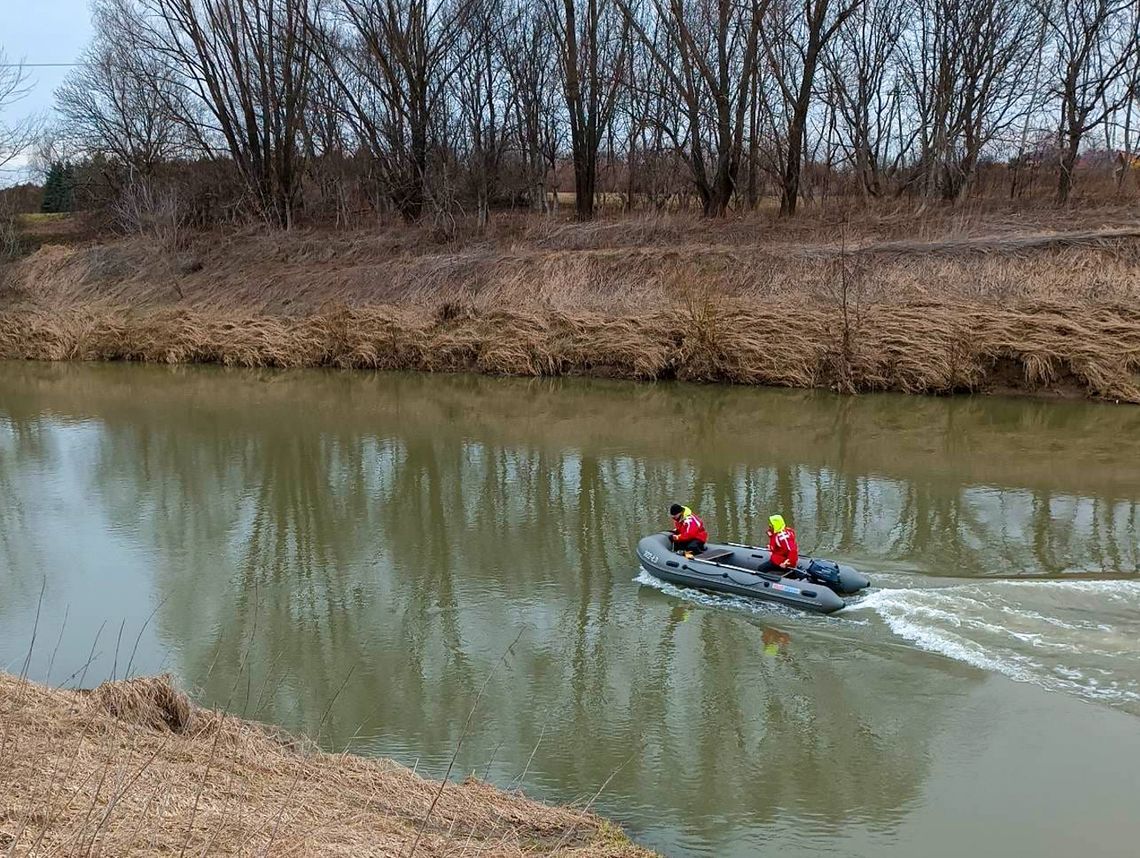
[756,559,785,574]
[673,538,706,553]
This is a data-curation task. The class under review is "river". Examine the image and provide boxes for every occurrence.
[2,362,1139,856]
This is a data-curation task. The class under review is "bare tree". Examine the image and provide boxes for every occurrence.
[56,0,182,179]
[619,14,689,210]
[549,0,629,220]
[298,38,358,225]
[1117,36,1140,191]
[822,0,907,197]
[317,0,474,221]
[952,0,1039,199]
[901,0,1038,201]
[499,1,560,212]
[763,0,865,216]
[1007,4,1050,199]
[1045,0,1136,203]
[0,51,31,257]
[621,0,768,216]
[2,58,40,258]
[132,0,317,227]
[453,0,514,227]
[0,50,38,174]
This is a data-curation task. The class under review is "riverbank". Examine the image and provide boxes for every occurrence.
[2,209,1139,401]
[0,672,652,856]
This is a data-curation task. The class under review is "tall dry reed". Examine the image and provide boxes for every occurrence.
[1,299,1137,401]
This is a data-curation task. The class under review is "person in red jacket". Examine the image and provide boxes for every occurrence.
[758,514,798,574]
[669,503,708,557]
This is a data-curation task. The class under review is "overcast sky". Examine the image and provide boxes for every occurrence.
[1,0,93,181]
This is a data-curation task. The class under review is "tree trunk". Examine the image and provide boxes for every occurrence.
[781,120,805,216]
[746,70,760,209]
[780,48,818,217]
[1057,134,1080,204]
[574,146,596,219]
[706,151,735,216]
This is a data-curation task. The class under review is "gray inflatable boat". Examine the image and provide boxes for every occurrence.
[637,533,871,614]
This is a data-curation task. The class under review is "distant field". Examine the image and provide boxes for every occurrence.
[8,211,91,249]
[16,212,71,223]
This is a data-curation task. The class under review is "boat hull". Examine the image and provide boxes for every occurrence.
[636,534,869,614]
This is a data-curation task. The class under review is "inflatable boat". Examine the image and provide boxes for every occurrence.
[636,533,870,614]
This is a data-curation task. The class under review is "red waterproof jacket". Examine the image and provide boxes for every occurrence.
[674,509,709,543]
[768,526,799,568]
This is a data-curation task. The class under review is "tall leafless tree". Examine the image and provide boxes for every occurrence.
[1045,0,1136,203]
[499,1,560,211]
[622,0,769,216]
[1116,30,1140,190]
[453,0,514,227]
[549,0,629,220]
[901,0,1037,201]
[1,50,37,174]
[821,0,906,197]
[131,0,317,227]
[319,0,474,220]
[763,0,864,216]
[56,0,182,180]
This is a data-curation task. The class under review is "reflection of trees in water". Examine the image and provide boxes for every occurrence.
[79,418,950,823]
[88,418,415,731]
[752,467,1137,577]
[0,401,56,617]
[4,383,878,822]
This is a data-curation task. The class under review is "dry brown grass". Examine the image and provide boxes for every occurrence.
[1,207,1138,402]
[5,207,1140,312]
[0,672,653,857]
[1,298,1138,401]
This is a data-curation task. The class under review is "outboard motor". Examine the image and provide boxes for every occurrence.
[806,558,870,595]
[805,559,843,589]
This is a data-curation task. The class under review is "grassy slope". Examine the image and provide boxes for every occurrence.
[0,672,653,857]
[1,206,1139,401]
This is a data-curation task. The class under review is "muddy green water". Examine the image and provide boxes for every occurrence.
[2,363,1140,856]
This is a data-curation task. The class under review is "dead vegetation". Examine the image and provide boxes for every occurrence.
[1,209,1138,402]
[1,299,1137,401]
[0,672,652,857]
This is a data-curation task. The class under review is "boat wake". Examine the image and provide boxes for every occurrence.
[847,579,1140,713]
[638,565,1140,713]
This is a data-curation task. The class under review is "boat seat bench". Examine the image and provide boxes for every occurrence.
[697,549,734,563]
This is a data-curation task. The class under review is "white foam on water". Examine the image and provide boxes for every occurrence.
[849,589,1035,677]
[636,567,1140,711]
[849,579,1140,712]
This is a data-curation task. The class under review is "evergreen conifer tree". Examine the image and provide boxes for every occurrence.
[40,162,74,213]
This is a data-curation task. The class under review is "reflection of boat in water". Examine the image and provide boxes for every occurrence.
[762,626,791,656]
[636,533,871,614]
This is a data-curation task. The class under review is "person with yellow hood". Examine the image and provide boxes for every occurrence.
[758,514,799,574]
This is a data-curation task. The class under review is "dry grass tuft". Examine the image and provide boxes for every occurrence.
[87,673,195,735]
[0,672,653,857]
